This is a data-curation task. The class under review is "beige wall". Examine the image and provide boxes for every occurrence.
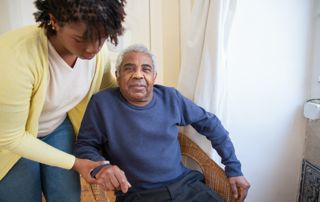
[149,0,181,86]
[161,0,181,87]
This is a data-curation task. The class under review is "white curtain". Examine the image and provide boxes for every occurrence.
[178,0,237,160]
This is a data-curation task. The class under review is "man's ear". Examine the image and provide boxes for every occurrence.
[115,71,120,83]
[153,72,157,80]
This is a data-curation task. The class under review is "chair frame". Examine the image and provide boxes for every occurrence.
[178,133,236,202]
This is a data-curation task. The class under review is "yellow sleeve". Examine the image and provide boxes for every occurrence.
[0,26,75,170]
[0,62,75,170]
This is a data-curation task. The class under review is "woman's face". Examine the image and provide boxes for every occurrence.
[50,20,107,60]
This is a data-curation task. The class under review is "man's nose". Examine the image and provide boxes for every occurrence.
[132,69,144,79]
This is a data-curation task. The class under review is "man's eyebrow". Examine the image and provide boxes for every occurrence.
[122,63,135,67]
[122,63,152,68]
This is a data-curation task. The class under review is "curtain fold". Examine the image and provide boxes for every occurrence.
[178,0,237,160]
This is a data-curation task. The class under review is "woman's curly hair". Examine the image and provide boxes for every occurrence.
[33,0,126,45]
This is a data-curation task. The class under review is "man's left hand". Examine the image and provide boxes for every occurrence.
[228,176,250,201]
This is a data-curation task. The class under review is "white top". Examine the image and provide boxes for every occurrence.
[38,42,96,137]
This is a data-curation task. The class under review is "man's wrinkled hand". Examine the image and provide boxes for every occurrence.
[228,176,250,201]
[95,165,131,193]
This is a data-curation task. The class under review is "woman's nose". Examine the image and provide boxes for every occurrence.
[85,41,101,54]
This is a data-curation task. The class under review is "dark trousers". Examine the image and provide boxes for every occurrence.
[116,171,225,202]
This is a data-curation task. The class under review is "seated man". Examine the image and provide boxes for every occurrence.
[75,44,250,202]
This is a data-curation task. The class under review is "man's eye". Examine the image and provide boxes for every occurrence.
[124,66,134,71]
[142,66,152,72]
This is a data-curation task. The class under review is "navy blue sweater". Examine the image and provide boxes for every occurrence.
[75,85,242,191]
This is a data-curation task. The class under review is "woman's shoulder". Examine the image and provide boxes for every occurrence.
[0,25,48,79]
[0,25,47,59]
[0,25,43,44]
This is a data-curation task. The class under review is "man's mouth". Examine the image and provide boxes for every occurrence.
[130,84,146,91]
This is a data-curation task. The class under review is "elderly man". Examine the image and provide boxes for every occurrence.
[75,44,250,202]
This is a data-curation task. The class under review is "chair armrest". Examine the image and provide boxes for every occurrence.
[178,133,236,202]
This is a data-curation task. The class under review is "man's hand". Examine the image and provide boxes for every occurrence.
[72,158,106,184]
[95,165,131,193]
[228,176,250,201]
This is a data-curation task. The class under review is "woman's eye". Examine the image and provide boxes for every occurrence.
[74,38,86,43]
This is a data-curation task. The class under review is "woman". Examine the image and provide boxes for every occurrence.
[0,0,126,201]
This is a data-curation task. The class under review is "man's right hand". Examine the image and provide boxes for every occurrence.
[95,165,131,193]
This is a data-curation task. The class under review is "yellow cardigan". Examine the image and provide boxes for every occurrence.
[0,25,116,180]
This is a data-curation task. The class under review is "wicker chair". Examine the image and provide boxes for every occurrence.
[178,133,236,202]
[80,132,235,202]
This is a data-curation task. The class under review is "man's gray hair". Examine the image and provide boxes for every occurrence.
[115,44,157,72]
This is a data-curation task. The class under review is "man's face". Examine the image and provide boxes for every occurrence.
[116,51,157,106]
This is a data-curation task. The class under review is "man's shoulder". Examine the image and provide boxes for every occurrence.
[154,84,178,93]
[93,87,120,101]
[154,85,182,98]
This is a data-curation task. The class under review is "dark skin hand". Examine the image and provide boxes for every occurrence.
[95,165,131,193]
[72,158,106,184]
[228,176,250,201]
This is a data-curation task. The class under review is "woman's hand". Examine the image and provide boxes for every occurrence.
[72,158,107,184]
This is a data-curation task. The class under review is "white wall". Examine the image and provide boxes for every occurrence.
[0,0,10,33]
[227,0,312,201]
[310,0,320,98]
[0,0,35,34]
